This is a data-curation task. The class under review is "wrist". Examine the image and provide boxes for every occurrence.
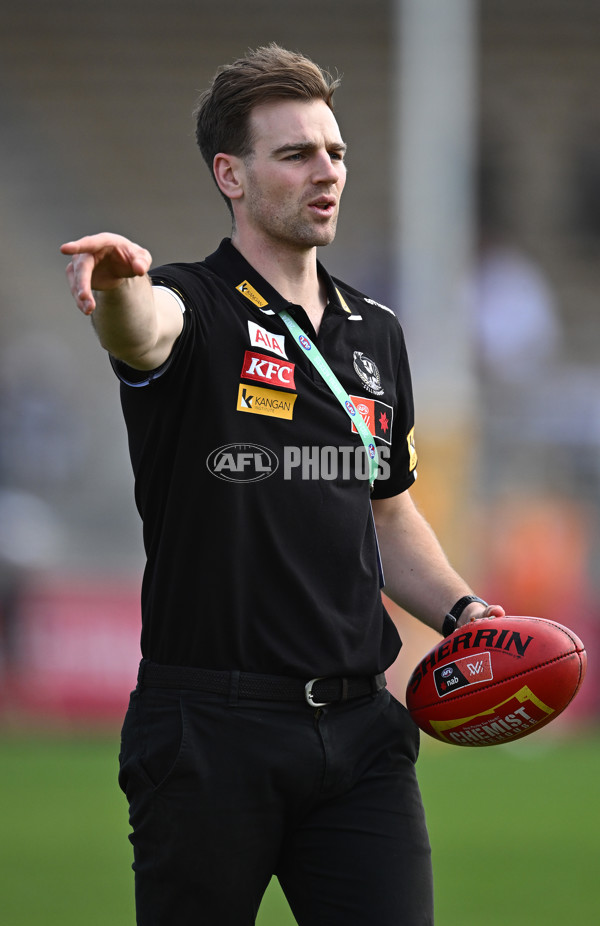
[442,595,488,637]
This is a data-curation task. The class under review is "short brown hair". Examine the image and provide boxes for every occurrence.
[194,43,341,181]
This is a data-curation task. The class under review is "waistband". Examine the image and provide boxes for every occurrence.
[137,660,387,708]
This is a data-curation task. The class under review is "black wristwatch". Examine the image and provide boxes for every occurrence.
[442,595,488,637]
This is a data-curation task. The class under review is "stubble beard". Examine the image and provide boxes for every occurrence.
[245,187,339,251]
[279,212,339,250]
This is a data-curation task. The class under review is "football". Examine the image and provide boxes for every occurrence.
[405,616,587,746]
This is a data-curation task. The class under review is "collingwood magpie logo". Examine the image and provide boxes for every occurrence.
[353,351,384,396]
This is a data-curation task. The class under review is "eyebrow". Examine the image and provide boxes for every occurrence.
[271,140,347,157]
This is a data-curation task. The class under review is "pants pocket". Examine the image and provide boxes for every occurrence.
[119,688,187,794]
[380,690,421,762]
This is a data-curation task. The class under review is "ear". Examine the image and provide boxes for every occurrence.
[213,153,245,202]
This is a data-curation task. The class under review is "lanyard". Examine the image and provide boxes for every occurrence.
[279,309,379,487]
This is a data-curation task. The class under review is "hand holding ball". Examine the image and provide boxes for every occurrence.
[406,616,586,746]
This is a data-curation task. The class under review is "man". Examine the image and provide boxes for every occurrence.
[62,45,503,926]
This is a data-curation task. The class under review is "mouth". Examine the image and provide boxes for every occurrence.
[307,196,337,217]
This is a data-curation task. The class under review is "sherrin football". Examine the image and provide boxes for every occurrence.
[406,616,587,746]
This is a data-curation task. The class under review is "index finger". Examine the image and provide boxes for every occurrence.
[60,233,117,256]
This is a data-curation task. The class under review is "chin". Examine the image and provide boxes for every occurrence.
[306,223,339,248]
[273,217,338,250]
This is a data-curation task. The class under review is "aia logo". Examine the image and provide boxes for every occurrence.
[206,443,279,483]
[241,351,295,389]
[248,321,287,359]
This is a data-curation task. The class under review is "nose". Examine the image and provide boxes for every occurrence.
[312,149,344,184]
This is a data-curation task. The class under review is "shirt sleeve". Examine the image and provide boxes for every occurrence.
[109,266,199,387]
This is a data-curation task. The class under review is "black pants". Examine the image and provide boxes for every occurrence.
[118,681,434,925]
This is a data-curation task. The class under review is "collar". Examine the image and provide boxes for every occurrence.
[203,238,354,319]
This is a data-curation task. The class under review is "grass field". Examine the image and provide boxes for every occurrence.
[0,728,598,925]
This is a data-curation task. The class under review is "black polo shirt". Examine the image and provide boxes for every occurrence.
[113,239,417,677]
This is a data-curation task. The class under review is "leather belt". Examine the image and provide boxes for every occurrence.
[137,660,387,708]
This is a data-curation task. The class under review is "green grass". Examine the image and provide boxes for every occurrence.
[0,730,597,924]
[419,733,598,926]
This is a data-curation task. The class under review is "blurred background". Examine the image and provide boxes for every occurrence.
[0,1,599,923]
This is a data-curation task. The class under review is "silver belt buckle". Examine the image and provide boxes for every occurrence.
[304,677,329,708]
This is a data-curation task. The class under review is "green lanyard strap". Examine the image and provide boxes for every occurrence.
[279,309,379,487]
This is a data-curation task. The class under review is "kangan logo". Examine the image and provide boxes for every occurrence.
[206,443,279,483]
[353,351,384,395]
[236,280,268,308]
[236,383,298,420]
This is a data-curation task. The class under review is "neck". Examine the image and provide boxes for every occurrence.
[231,231,327,333]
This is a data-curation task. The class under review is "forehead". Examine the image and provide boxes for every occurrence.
[248,98,344,151]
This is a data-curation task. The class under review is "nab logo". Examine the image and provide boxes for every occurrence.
[206,443,279,483]
[248,321,287,359]
[433,651,494,698]
[241,351,295,389]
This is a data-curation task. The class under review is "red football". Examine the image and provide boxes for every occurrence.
[405,616,587,746]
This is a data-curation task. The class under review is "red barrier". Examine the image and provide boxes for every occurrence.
[1,578,141,723]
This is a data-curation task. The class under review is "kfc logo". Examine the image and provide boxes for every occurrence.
[241,351,296,390]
